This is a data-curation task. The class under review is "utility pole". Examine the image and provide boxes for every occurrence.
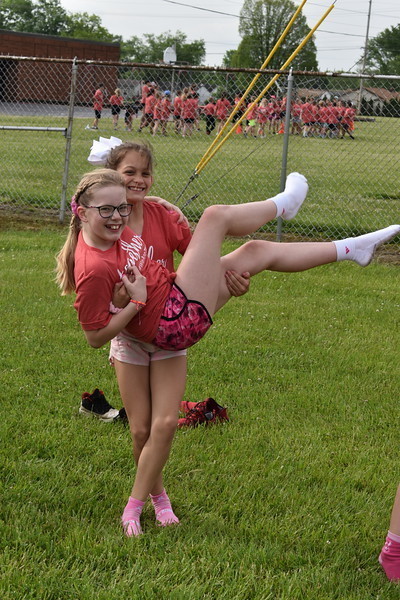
[357,0,373,114]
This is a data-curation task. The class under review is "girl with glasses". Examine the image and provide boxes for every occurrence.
[57,168,400,538]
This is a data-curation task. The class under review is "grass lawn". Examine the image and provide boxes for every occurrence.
[0,112,399,239]
[1,223,399,599]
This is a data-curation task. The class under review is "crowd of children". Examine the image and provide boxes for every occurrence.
[87,81,356,140]
[137,87,356,140]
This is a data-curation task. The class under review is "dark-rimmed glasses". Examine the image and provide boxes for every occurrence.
[85,204,133,218]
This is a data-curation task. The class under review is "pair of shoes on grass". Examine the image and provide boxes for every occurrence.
[79,389,228,428]
[178,398,229,428]
[79,388,126,423]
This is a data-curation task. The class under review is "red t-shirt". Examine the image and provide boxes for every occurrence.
[174,96,182,116]
[291,103,302,118]
[74,227,174,343]
[153,99,163,120]
[141,85,150,104]
[93,89,103,111]
[161,98,171,120]
[144,94,156,115]
[325,105,339,124]
[343,107,355,125]
[181,97,198,119]
[109,94,123,106]
[301,102,314,123]
[256,106,269,123]
[319,106,329,123]
[141,201,191,271]
[215,98,231,120]
[202,102,216,116]
[246,102,258,120]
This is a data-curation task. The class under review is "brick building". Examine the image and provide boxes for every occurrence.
[0,30,120,103]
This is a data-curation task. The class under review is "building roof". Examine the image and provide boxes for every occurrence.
[363,87,400,102]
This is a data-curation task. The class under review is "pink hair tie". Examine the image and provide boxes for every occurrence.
[70,195,79,217]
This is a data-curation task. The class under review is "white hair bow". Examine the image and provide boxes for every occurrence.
[87,136,123,165]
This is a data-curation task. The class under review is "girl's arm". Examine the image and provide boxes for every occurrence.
[84,267,147,348]
[145,195,189,226]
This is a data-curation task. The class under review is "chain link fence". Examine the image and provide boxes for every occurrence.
[0,56,399,240]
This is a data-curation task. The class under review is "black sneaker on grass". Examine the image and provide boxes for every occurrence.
[79,389,119,422]
[113,407,128,424]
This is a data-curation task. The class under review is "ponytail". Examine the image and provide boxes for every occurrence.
[55,215,81,294]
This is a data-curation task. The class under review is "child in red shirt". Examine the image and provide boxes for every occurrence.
[109,88,124,130]
[151,91,163,136]
[202,97,216,135]
[173,90,183,134]
[244,98,258,137]
[138,88,156,132]
[341,101,355,139]
[91,83,105,130]
[181,92,198,137]
[58,160,399,538]
[257,98,269,137]
[215,94,231,133]
[160,90,172,135]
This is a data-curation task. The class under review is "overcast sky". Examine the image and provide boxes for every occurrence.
[59,0,399,72]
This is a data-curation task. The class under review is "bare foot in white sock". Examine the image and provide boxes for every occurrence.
[273,172,309,221]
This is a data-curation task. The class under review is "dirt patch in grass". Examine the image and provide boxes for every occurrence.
[0,206,67,232]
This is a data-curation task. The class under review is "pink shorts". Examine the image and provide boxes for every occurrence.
[153,284,213,351]
[110,331,186,367]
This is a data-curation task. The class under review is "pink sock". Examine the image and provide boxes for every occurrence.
[121,497,145,537]
[379,532,400,581]
[150,489,180,526]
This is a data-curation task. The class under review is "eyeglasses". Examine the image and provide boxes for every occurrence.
[85,204,133,219]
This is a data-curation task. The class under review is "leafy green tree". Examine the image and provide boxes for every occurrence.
[366,24,400,75]
[0,0,35,31]
[0,0,69,34]
[63,12,117,42]
[224,0,318,71]
[121,30,205,66]
[120,36,148,63]
[0,0,116,40]
[30,0,68,35]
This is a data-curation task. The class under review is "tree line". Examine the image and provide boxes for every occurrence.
[0,0,398,75]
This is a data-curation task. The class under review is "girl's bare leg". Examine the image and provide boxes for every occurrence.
[114,361,164,491]
[175,173,308,315]
[379,485,400,582]
[130,356,187,501]
[117,356,186,536]
[388,486,400,536]
[215,240,337,311]
[176,166,399,317]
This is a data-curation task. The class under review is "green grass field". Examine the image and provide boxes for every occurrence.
[1,223,399,599]
[1,112,399,239]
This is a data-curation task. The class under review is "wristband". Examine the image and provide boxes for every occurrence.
[130,299,146,308]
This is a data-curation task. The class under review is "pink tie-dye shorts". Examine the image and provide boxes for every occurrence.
[153,283,213,351]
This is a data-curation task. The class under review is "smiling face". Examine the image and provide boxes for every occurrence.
[78,184,129,250]
[116,150,153,204]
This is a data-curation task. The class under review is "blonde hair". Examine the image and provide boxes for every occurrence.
[55,169,125,295]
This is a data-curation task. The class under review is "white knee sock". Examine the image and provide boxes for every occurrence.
[334,225,400,266]
[273,172,309,221]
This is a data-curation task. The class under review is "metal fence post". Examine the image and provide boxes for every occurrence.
[59,57,78,223]
[277,69,294,242]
